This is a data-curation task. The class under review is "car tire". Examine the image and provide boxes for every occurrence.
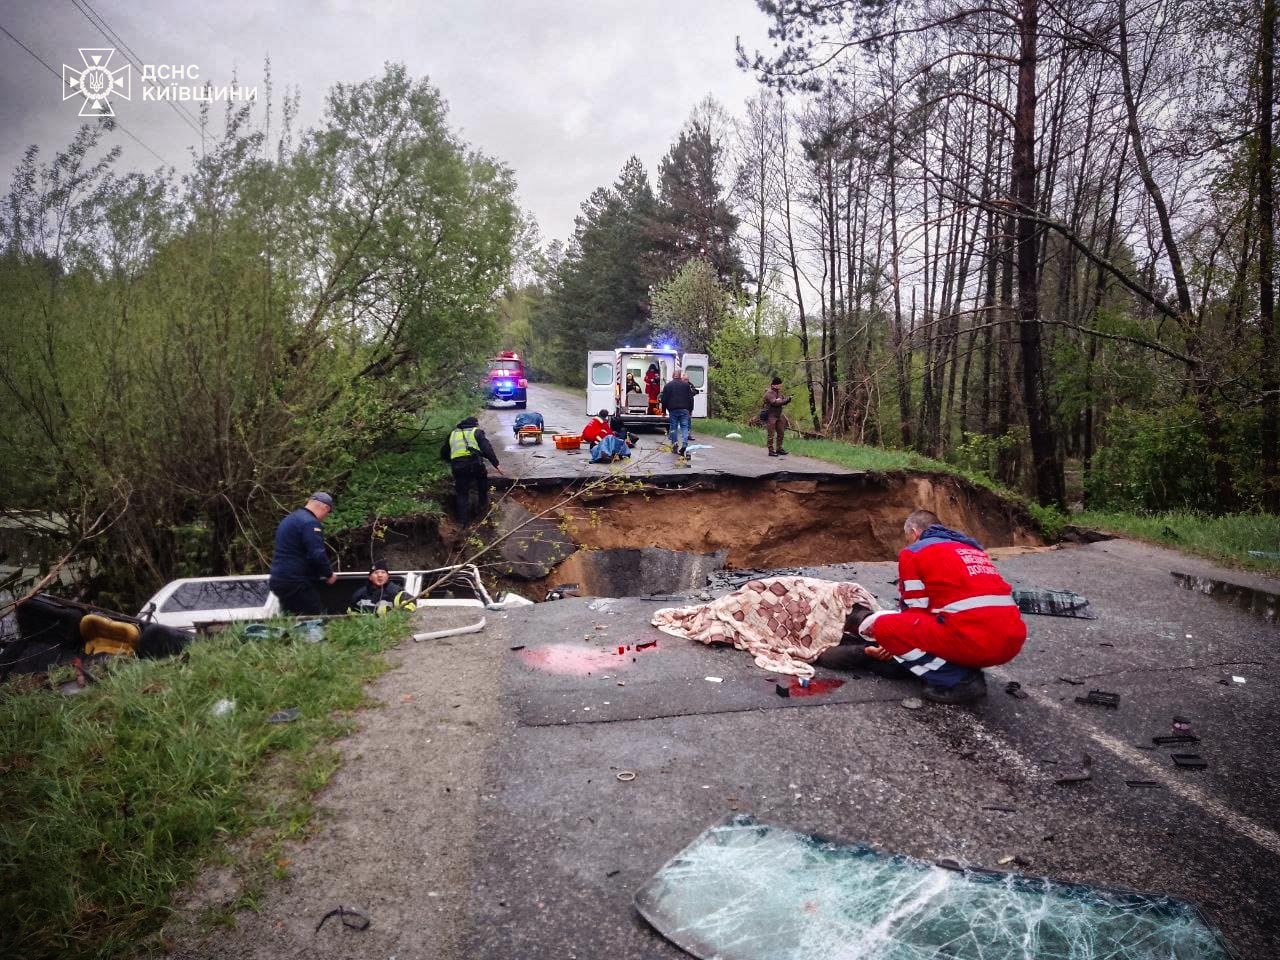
[515,401,527,409]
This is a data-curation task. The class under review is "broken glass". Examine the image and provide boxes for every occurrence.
[1012,587,1096,619]
[635,817,1233,960]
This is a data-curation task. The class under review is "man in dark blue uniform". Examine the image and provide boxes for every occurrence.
[268,492,338,615]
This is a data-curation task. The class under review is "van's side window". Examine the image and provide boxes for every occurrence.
[591,363,613,386]
[685,366,706,388]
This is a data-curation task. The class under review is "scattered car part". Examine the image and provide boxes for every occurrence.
[1075,689,1120,709]
[1055,753,1093,785]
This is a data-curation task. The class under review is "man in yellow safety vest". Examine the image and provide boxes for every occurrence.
[439,416,502,526]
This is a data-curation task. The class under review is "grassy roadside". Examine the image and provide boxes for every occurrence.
[698,417,1279,575]
[696,418,1021,498]
[1,614,412,960]
[1074,510,1280,576]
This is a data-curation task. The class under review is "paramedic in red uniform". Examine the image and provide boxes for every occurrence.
[858,509,1026,703]
[581,410,614,446]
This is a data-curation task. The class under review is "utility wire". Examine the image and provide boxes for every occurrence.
[0,20,168,165]
[66,0,205,139]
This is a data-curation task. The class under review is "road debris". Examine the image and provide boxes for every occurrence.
[1012,587,1096,619]
[1054,753,1093,785]
[1056,676,1084,685]
[211,698,235,717]
[635,816,1234,957]
[315,906,370,933]
[1004,680,1029,700]
[1075,689,1120,709]
[1172,754,1208,769]
[1126,780,1163,789]
[1152,734,1199,746]
[267,707,301,724]
[901,697,924,710]
[616,771,637,782]
[704,676,724,683]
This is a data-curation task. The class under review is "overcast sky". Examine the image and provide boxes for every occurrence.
[0,0,774,244]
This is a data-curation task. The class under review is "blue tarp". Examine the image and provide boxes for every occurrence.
[590,434,631,462]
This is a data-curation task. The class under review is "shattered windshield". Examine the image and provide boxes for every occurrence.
[635,817,1233,960]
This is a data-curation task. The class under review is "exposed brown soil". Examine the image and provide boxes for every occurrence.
[513,471,1041,572]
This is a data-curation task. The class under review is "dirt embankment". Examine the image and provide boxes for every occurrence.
[511,471,1040,571]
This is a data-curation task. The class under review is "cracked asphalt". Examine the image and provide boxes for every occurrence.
[174,454,1280,958]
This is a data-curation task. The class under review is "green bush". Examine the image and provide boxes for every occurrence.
[1087,405,1218,511]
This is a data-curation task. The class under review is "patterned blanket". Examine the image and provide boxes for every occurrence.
[650,576,881,677]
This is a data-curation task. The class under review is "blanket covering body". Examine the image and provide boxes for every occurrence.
[650,576,880,677]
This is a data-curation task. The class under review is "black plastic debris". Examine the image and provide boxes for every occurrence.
[1075,689,1120,709]
[1055,753,1093,785]
[1152,734,1200,746]
[1172,754,1208,769]
[1005,681,1029,700]
[1012,588,1096,619]
[1126,780,1163,789]
[315,906,370,933]
[1057,676,1085,686]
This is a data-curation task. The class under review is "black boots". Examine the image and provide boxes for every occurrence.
[922,671,989,704]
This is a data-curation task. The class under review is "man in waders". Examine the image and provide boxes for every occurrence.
[439,416,502,526]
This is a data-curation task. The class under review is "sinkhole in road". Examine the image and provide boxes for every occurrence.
[500,471,1042,599]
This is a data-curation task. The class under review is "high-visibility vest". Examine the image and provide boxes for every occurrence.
[449,428,480,460]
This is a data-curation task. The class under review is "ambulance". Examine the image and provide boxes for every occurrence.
[585,346,708,428]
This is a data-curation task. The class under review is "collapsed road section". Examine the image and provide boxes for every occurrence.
[490,469,1042,598]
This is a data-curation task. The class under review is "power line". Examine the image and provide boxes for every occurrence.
[0,20,168,165]
[66,0,204,139]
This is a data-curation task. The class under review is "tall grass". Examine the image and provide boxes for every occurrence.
[696,418,1017,495]
[1,614,409,959]
[1075,510,1280,575]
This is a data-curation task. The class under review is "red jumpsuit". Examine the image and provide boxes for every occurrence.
[645,370,661,414]
[861,527,1026,669]
[581,417,613,445]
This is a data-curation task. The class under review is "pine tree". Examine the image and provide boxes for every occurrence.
[648,118,745,288]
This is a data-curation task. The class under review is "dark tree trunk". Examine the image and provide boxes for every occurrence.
[1261,0,1278,509]
[1013,0,1066,507]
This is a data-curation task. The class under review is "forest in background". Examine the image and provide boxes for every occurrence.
[512,0,1277,515]
[0,65,523,604]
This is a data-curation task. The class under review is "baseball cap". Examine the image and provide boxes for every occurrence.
[309,491,335,507]
[371,558,389,573]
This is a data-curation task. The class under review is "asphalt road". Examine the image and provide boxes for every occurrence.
[481,383,857,484]
[461,538,1280,958]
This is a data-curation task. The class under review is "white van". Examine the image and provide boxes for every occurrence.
[586,347,709,428]
[139,565,508,631]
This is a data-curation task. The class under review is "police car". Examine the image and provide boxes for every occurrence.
[486,351,528,408]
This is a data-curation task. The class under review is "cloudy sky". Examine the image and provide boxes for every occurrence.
[0,0,775,244]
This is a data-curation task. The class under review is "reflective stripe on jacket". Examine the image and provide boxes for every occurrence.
[449,428,480,460]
